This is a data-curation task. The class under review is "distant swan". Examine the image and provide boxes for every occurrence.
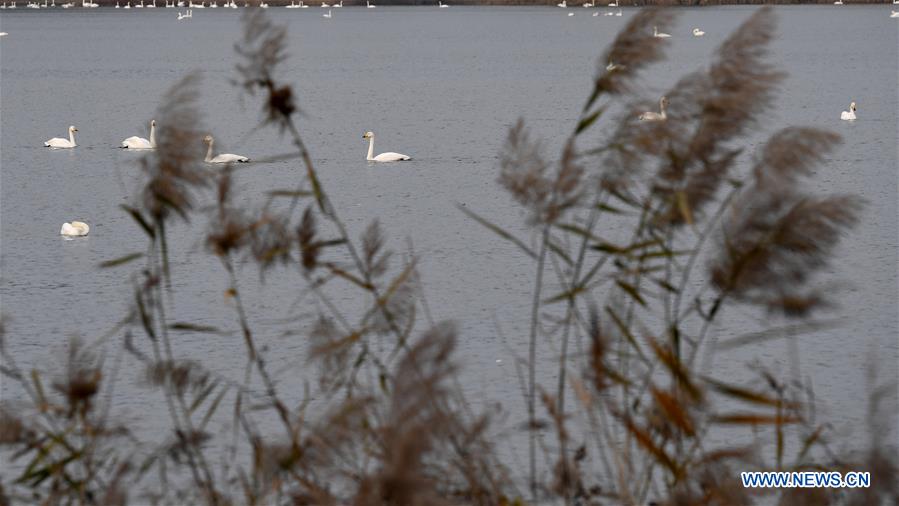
[438,0,448,6]
[45,126,78,148]
[60,221,90,237]
[692,28,704,36]
[833,0,842,4]
[890,10,898,17]
[840,101,857,121]
[204,135,249,163]
[567,11,573,15]
[582,0,594,6]
[363,131,410,162]
[639,97,668,122]
[366,0,374,7]
[122,120,156,149]
[557,0,566,6]
[653,26,671,38]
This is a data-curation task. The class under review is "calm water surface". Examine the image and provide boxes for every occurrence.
[1,4,897,477]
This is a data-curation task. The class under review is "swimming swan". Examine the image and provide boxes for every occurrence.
[363,131,410,162]
[204,135,249,163]
[692,28,705,36]
[45,126,78,148]
[840,101,857,121]
[60,221,90,236]
[121,120,156,149]
[890,10,898,17]
[653,26,671,38]
[639,97,668,122]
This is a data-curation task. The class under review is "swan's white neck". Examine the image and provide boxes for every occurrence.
[659,99,667,118]
[205,140,214,162]
[149,123,156,148]
[366,136,375,160]
[69,129,76,145]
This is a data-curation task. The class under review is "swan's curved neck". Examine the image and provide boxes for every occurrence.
[149,123,156,147]
[659,99,667,118]
[69,129,76,145]
[205,140,214,162]
[366,136,374,161]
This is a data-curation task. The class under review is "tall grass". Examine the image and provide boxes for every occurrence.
[1,7,896,505]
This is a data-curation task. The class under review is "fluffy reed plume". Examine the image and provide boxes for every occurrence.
[139,73,209,224]
[709,128,862,316]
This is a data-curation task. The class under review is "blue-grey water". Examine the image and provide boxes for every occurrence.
[1,4,897,492]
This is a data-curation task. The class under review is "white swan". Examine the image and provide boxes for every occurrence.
[322,7,330,16]
[608,0,617,6]
[833,0,842,4]
[890,10,899,17]
[692,28,705,36]
[122,120,157,149]
[60,221,90,237]
[639,97,668,122]
[204,135,249,164]
[285,1,297,7]
[582,0,594,6]
[366,0,374,7]
[45,126,78,148]
[333,0,342,6]
[320,0,328,5]
[363,131,410,162]
[653,26,671,38]
[438,0,448,6]
[840,101,857,121]
[557,0,566,6]
[567,11,573,16]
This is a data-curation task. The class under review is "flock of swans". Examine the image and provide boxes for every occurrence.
[636,96,859,124]
[0,0,440,7]
[48,122,409,237]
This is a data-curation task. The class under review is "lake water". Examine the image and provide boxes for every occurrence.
[1,4,897,490]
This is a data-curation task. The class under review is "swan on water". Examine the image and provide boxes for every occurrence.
[557,0,566,6]
[567,11,573,15]
[45,126,78,148]
[692,28,705,36]
[363,131,410,162]
[582,0,594,6]
[653,26,671,38]
[639,97,668,122]
[60,221,90,237]
[0,32,8,36]
[122,120,157,149]
[366,0,374,7]
[204,135,249,164]
[438,0,448,6]
[320,0,328,5]
[890,10,899,17]
[608,0,617,6]
[840,101,857,121]
[322,7,330,16]
[833,0,842,4]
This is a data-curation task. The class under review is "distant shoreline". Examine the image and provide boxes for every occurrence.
[4,0,893,6]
